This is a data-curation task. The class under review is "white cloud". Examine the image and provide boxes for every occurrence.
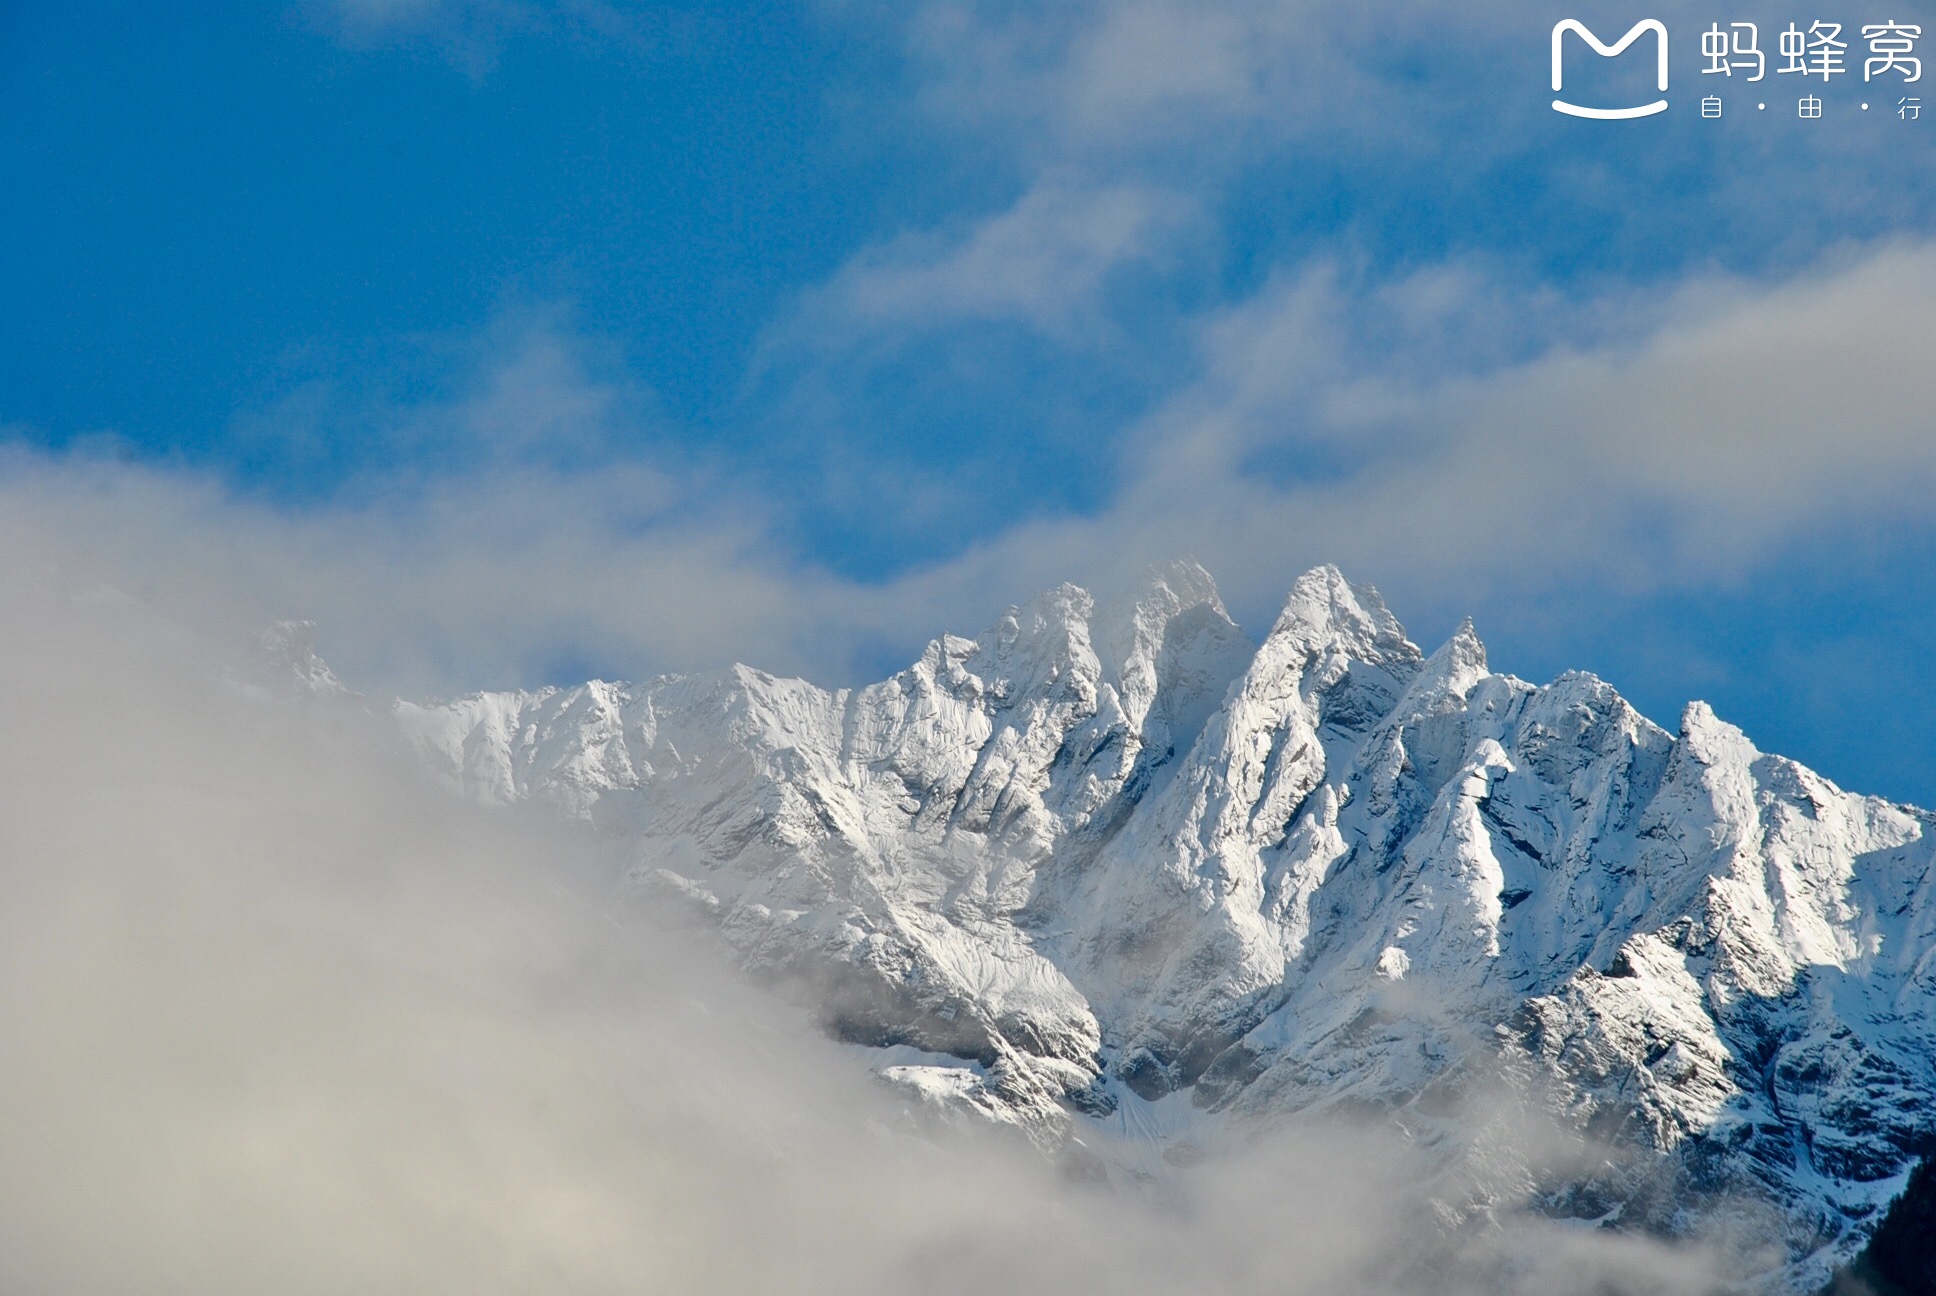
[9,240,1936,702]
[879,0,1540,166]
[0,514,1736,1296]
[868,239,1936,636]
[796,179,1200,342]
[305,0,648,71]
[0,447,831,697]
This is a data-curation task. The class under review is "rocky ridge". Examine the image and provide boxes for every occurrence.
[393,564,1936,1291]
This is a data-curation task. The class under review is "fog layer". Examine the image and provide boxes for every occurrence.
[0,553,1730,1294]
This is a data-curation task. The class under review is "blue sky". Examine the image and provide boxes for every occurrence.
[5,0,1936,802]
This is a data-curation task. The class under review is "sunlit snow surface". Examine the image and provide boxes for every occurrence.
[397,563,1936,1291]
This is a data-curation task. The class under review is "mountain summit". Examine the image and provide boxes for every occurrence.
[394,564,1936,1292]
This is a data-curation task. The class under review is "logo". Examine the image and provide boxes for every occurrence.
[1552,19,1671,117]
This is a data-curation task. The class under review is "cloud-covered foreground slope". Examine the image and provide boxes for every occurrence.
[403,563,1936,1291]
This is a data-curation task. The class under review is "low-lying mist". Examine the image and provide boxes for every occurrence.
[0,551,1737,1295]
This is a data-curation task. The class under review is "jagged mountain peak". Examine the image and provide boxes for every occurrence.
[1439,614,1487,671]
[1123,558,1231,627]
[1266,564,1417,666]
[243,618,352,699]
[1402,616,1490,713]
[1676,697,1761,766]
[1094,562,1250,749]
[389,564,1936,1294]
[964,582,1101,709]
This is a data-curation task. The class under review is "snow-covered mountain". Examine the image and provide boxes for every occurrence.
[393,564,1936,1291]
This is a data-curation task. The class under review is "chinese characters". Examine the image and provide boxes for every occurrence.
[1863,22,1923,80]
[1698,16,1922,117]
[1703,22,1766,77]
[1703,18,1922,81]
[1777,21,1847,78]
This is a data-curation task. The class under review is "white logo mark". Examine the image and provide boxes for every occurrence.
[1552,19,1671,118]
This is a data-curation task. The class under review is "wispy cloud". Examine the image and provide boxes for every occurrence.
[887,239,1936,630]
[10,236,1936,700]
[304,0,655,72]
[793,179,1200,342]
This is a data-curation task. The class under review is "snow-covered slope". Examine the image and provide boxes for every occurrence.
[394,564,1936,1290]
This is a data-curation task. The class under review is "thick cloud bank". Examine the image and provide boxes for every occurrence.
[0,542,1736,1295]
